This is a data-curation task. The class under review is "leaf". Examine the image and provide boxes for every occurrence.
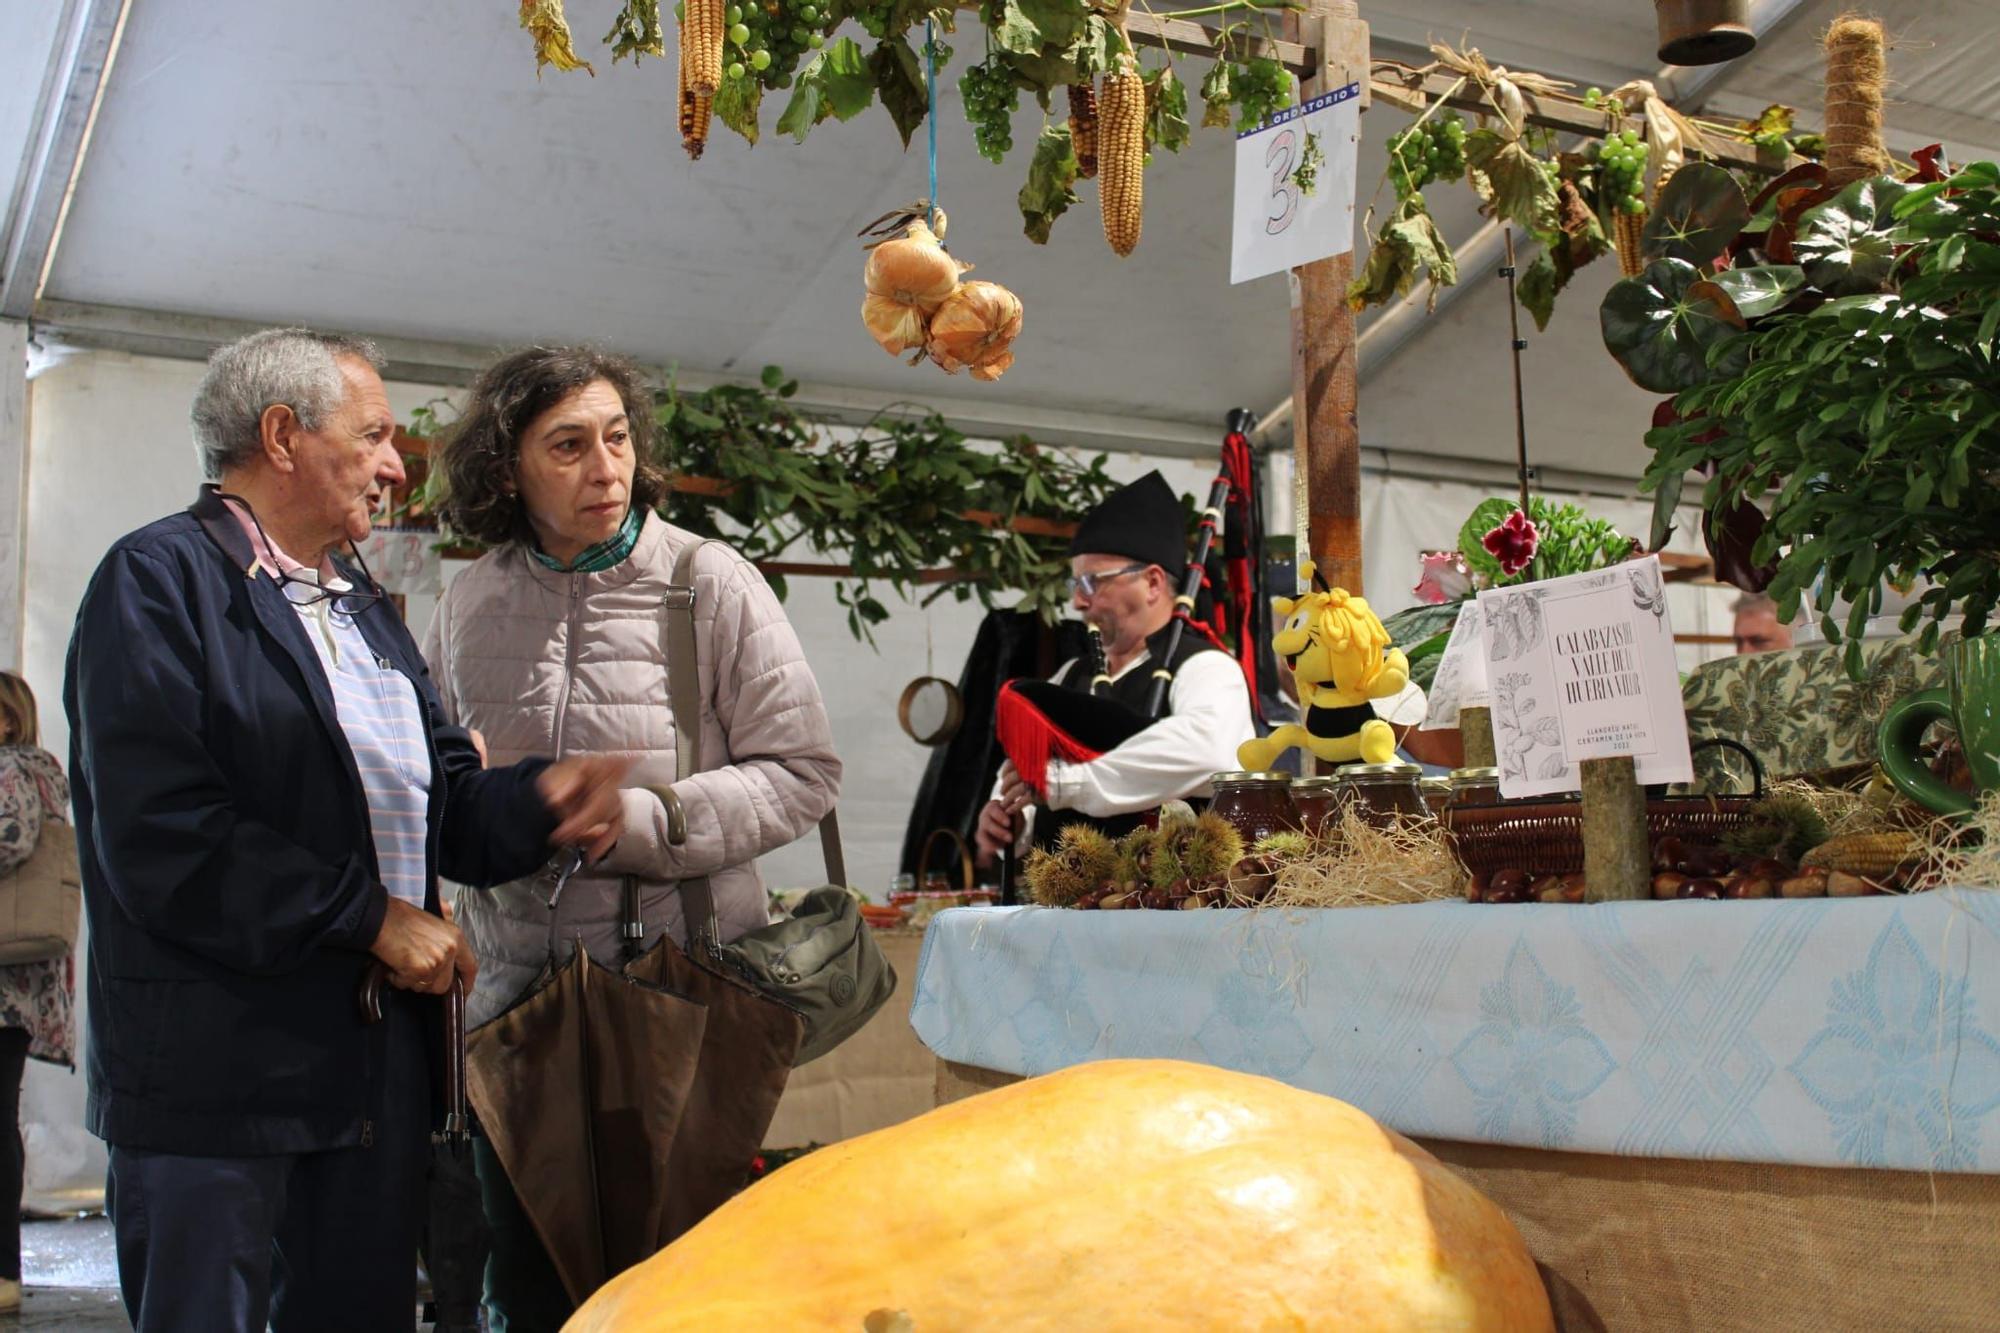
[1456,497,1519,580]
[1793,177,1912,295]
[870,38,927,147]
[1703,264,1805,320]
[519,0,595,76]
[1530,716,1563,746]
[1641,163,1750,268]
[603,0,665,62]
[1516,251,1559,331]
[1599,257,1749,394]
[715,73,763,146]
[1018,124,1080,244]
[1143,65,1190,155]
[1537,752,1571,780]
[777,38,877,141]
[1464,128,1560,236]
[1199,59,1233,129]
[1346,195,1458,312]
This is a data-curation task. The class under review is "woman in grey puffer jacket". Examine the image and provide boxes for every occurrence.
[422,346,840,1331]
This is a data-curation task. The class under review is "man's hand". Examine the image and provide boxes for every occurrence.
[537,756,631,862]
[973,799,1020,867]
[468,728,489,768]
[370,897,476,995]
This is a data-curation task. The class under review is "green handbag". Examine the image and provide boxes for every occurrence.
[652,538,897,1066]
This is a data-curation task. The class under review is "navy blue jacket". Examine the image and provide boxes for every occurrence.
[63,488,557,1155]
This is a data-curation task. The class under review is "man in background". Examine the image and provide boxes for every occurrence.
[1733,592,1797,655]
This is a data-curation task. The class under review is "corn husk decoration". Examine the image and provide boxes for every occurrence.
[682,0,726,95]
[1099,53,1146,256]
[1068,84,1099,180]
[1823,15,1891,186]
[519,0,595,76]
[680,88,713,160]
[928,281,1024,381]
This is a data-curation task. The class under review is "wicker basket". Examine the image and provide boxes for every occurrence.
[1442,739,1761,879]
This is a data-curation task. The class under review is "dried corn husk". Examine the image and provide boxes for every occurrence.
[1100,55,1145,256]
[520,0,595,75]
[1613,205,1647,276]
[1801,830,1924,875]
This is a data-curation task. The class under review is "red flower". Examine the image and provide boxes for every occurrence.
[1481,509,1539,577]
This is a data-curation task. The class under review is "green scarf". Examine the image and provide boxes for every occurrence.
[530,506,644,574]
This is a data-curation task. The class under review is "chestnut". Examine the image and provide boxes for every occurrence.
[1652,836,1687,874]
[1780,870,1829,898]
[1682,844,1734,879]
[1490,868,1531,897]
[1536,881,1569,904]
[1723,873,1773,900]
[1744,856,1792,882]
[1679,877,1725,899]
[1099,891,1133,910]
[1827,871,1879,898]
[1466,872,1490,904]
[1652,871,1689,901]
[1560,874,1588,903]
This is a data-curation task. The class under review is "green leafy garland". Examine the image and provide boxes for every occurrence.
[409,366,1122,643]
[529,0,1297,244]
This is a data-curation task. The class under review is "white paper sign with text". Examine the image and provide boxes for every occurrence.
[1419,600,1489,731]
[1476,558,1692,798]
[1231,83,1360,285]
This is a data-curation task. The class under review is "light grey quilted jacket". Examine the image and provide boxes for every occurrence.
[420,514,841,1027]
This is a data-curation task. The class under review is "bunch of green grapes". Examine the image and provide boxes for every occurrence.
[1231,57,1293,131]
[1385,110,1467,199]
[959,60,1017,163]
[724,0,828,90]
[1596,127,1649,215]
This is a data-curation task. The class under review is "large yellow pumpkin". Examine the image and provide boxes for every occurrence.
[568,1060,1552,1331]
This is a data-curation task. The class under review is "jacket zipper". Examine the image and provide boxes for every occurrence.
[549,572,585,761]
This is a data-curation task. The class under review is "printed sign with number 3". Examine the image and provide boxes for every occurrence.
[1231,84,1359,284]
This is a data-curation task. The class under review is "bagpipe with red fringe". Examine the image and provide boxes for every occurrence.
[996,411,1265,800]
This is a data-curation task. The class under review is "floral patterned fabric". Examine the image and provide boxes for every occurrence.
[1679,634,1949,791]
[0,746,74,1066]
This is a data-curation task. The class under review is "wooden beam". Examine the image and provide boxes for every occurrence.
[1290,1,1367,595]
[1368,66,1789,175]
[664,475,1081,538]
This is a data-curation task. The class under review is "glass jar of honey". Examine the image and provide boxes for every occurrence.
[1336,762,1426,829]
[1420,776,1452,818]
[1289,776,1341,839]
[1208,771,1303,847]
[1447,766,1502,807]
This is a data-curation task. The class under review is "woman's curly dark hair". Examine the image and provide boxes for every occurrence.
[432,346,667,547]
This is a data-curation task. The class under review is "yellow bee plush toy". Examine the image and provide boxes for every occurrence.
[1236,563,1409,771]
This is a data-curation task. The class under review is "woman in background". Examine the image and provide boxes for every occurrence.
[0,674,75,1313]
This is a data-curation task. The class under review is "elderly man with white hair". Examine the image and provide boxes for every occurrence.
[63,328,628,1331]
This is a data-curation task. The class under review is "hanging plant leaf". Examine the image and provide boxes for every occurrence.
[1640,163,1750,268]
[1464,129,1560,236]
[1019,124,1081,244]
[1142,65,1190,154]
[870,37,928,147]
[777,37,877,141]
[1199,59,1233,129]
[1517,252,1559,331]
[715,73,763,146]
[1792,177,1912,296]
[1706,264,1807,318]
[1599,257,1748,394]
[1743,162,1829,235]
[1707,490,1774,592]
[1346,194,1458,312]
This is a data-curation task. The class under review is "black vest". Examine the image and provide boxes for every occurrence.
[1030,624,1219,849]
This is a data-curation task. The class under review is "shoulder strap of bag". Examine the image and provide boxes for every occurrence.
[647,538,847,952]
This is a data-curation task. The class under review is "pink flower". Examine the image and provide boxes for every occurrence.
[1412,550,1472,605]
[1482,509,1539,577]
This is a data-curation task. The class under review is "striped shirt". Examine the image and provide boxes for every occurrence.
[224,501,431,908]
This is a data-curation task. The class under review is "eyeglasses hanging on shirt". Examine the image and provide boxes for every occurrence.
[1066,563,1149,599]
[217,491,387,618]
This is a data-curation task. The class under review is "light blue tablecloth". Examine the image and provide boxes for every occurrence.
[909,891,2000,1173]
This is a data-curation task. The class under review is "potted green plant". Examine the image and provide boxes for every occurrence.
[1598,155,2000,678]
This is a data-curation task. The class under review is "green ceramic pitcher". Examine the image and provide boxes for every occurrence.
[1877,633,2000,817]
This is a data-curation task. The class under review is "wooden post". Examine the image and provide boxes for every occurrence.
[1290,1,1368,597]
[1580,756,1649,901]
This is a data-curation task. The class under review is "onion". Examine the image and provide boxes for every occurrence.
[861,293,932,357]
[863,220,965,313]
[926,281,1024,379]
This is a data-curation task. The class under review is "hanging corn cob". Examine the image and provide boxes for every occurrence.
[681,88,713,159]
[1099,53,1145,257]
[1068,84,1099,181]
[681,0,725,96]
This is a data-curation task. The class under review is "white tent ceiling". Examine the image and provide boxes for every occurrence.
[5,0,1999,473]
